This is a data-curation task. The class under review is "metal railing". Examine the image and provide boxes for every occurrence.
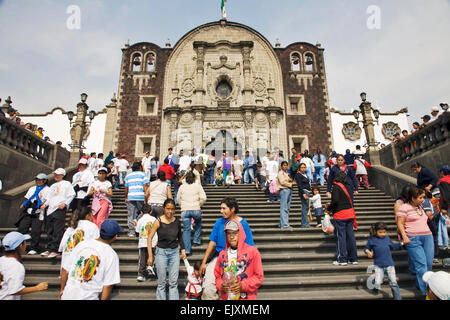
[0,116,55,165]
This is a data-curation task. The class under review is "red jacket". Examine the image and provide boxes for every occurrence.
[157,163,175,180]
[214,220,264,300]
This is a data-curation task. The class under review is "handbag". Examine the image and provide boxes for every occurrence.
[269,179,279,194]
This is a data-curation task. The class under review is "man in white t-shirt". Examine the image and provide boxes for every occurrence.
[179,149,192,175]
[16,173,50,255]
[87,152,98,176]
[118,155,130,185]
[95,153,105,178]
[141,152,152,180]
[59,219,122,300]
[71,158,95,212]
[135,204,158,282]
[40,168,76,259]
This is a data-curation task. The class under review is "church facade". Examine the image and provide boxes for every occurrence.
[103,20,334,160]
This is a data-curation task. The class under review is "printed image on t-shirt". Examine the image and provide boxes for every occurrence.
[140,221,152,239]
[71,252,101,283]
[65,229,84,253]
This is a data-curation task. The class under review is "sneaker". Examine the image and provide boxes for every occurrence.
[349,261,359,265]
[48,252,58,258]
[433,258,440,264]
[333,261,348,266]
[281,226,294,231]
[136,276,146,282]
[27,250,38,255]
[128,233,136,238]
[316,224,322,228]
[40,251,50,256]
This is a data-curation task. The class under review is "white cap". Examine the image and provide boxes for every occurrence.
[422,271,450,300]
[97,167,108,174]
[78,158,88,165]
[431,106,439,112]
[53,168,66,176]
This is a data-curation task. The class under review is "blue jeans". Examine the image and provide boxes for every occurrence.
[279,188,292,228]
[112,175,119,189]
[405,234,434,296]
[437,213,449,247]
[154,247,180,300]
[269,192,280,201]
[300,190,310,227]
[205,167,215,184]
[331,219,358,263]
[373,265,402,300]
[244,167,255,184]
[181,210,202,254]
[314,166,325,185]
[306,167,314,183]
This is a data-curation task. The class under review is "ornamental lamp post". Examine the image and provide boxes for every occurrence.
[67,93,97,167]
[353,92,381,165]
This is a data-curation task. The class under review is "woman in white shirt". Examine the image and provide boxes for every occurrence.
[0,232,48,300]
[88,168,113,229]
[232,154,244,185]
[148,170,173,218]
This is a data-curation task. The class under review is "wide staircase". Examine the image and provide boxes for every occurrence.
[1,183,447,300]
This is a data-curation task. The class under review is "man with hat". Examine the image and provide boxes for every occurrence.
[214,219,264,300]
[71,157,95,212]
[420,114,431,129]
[422,271,450,300]
[34,127,44,139]
[7,107,17,121]
[59,219,122,300]
[16,173,50,255]
[0,231,48,300]
[439,103,448,114]
[430,106,440,122]
[392,132,402,144]
[39,168,75,259]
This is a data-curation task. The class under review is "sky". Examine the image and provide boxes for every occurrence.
[0,0,449,126]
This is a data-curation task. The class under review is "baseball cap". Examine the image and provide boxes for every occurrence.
[97,167,108,174]
[1,231,31,251]
[439,165,450,176]
[431,106,439,112]
[393,132,400,136]
[7,107,17,113]
[53,168,66,176]
[422,271,450,300]
[100,220,124,238]
[35,173,48,180]
[78,158,88,165]
[224,220,239,232]
[421,115,431,120]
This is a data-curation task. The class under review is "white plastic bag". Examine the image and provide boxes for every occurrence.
[322,213,334,234]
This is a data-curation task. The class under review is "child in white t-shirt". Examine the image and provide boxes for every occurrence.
[225,171,234,186]
[0,232,48,300]
[135,204,157,282]
[310,187,324,227]
[58,207,100,273]
[183,258,203,300]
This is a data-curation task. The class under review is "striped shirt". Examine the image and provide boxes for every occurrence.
[124,171,149,201]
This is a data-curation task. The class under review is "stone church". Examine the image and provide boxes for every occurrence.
[103,20,334,160]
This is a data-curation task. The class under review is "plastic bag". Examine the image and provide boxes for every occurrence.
[322,213,334,234]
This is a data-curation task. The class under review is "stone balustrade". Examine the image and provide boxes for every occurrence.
[0,115,54,166]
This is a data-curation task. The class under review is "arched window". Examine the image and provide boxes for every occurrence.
[304,53,315,72]
[291,53,301,72]
[131,53,142,72]
[145,52,156,72]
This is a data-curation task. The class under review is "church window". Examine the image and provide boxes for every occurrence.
[216,80,232,99]
[145,52,156,72]
[290,102,298,113]
[291,53,301,72]
[132,53,142,72]
[305,53,315,72]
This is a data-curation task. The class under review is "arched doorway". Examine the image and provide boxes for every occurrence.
[205,130,243,158]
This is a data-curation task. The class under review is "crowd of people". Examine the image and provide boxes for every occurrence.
[0,143,449,301]
[0,100,61,146]
[387,103,448,147]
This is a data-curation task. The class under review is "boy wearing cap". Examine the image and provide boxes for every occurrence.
[135,204,157,282]
[420,115,431,129]
[59,220,122,300]
[0,231,48,300]
[16,173,50,255]
[71,158,95,212]
[423,271,450,300]
[214,220,264,300]
[40,168,75,258]
[430,107,440,122]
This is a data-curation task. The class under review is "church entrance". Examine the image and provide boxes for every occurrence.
[205,130,243,158]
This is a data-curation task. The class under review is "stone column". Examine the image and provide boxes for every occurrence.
[360,101,381,165]
[102,94,118,155]
[193,111,204,151]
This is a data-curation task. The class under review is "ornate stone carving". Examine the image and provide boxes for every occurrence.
[243,111,253,128]
[342,122,362,141]
[181,78,195,98]
[179,112,194,127]
[268,112,279,128]
[381,121,401,141]
[253,78,267,98]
